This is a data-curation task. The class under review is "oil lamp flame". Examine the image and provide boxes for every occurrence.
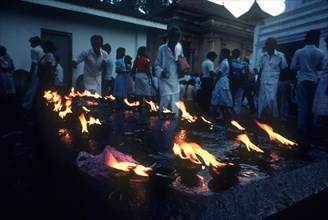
[162,107,172,113]
[173,139,227,168]
[144,99,158,112]
[58,98,72,119]
[88,116,101,125]
[201,116,212,124]
[78,113,89,133]
[124,98,140,107]
[103,94,116,101]
[82,106,90,112]
[255,121,298,147]
[175,100,197,123]
[69,89,102,99]
[236,134,264,153]
[104,149,151,176]
[231,120,245,130]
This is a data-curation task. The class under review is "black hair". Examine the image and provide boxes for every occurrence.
[29,36,41,45]
[219,48,233,78]
[124,55,132,64]
[207,51,218,59]
[116,47,126,59]
[265,37,277,47]
[232,49,241,58]
[167,26,181,40]
[219,48,231,63]
[90,35,103,45]
[102,43,111,54]
[305,29,321,46]
[137,46,146,56]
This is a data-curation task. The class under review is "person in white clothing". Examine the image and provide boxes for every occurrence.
[198,51,217,114]
[155,26,185,118]
[256,37,288,121]
[22,36,44,111]
[0,46,15,99]
[290,29,325,133]
[102,43,114,96]
[72,35,108,96]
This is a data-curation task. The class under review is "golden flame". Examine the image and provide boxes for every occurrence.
[173,142,202,164]
[78,113,88,133]
[162,107,172,113]
[236,134,264,153]
[173,139,227,168]
[124,98,140,107]
[144,99,158,112]
[43,90,53,100]
[175,100,197,123]
[106,151,136,171]
[69,88,102,99]
[88,116,101,125]
[231,120,245,130]
[133,165,153,177]
[58,98,72,119]
[43,90,63,112]
[103,94,116,101]
[82,106,90,112]
[255,121,298,146]
[105,151,151,176]
[201,116,212,124]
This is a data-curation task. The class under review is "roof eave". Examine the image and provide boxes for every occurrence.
[22,0,167,30]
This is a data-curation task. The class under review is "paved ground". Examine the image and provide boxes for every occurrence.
[0,95,327,219]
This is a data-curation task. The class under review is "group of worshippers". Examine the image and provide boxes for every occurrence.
[256,30,327,133]
[22,37,61,111]
[1,36,63,111]
[70,28,184,117]
[2,27,327,133]
[196,29,327,133]
[72,35,158,109]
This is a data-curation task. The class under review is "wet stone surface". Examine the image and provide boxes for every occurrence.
[2,96,328,219]
[35,98,328,218]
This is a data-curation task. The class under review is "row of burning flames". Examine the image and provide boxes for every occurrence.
[43,89,298,178]
[43,88,210,132]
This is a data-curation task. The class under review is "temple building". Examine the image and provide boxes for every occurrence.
[149,0,262,74]
[238,0,272,26]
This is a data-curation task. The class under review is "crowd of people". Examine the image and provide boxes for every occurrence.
[0,27,327,135]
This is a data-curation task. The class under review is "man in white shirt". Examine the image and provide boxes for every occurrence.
[199,51,217,114]
[290,29,325,132]
[72,35,108,96]
[22,36,44,111]
[155,26,184,118]
[257,37,288,121]
[102,43,114,96]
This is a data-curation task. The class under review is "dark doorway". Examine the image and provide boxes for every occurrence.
[41,29,72,90]
[277,40,305,61]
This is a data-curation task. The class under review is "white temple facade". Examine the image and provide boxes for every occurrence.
[252,0,328,67]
